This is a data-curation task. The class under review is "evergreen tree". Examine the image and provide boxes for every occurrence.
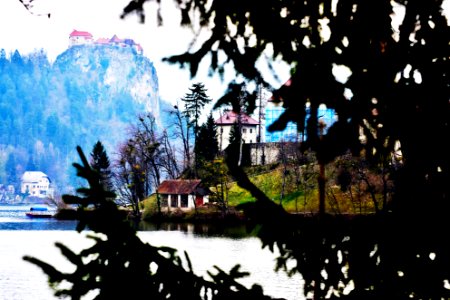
[195,113,219,162]
[181,82,212,139]
[25,155,37,171]
[5,153,17,187]
[0,49,7,71]
[181,82,212,177]
[90,141,114,193]
[10,50,24,67]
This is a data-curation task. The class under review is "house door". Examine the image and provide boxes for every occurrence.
[195,195,203,206]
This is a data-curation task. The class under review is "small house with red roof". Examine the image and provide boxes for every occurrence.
[215,111,259,151]
[69,30,93,47]
[157,179,210,210]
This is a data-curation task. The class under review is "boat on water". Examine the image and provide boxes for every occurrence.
[25,206,55,218]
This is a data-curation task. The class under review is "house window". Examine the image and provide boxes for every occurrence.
[170,194,178,207]
[161,194,168,207]
[242,128,247,133]
[180,195,188,208]
[250,129,253,133]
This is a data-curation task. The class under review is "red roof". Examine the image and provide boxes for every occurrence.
[215,111,259,125]
[95,38,110,44]
[69,30,93,38]
[157,179,209,195]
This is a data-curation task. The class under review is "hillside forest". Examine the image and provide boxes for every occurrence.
[0,44,159,197]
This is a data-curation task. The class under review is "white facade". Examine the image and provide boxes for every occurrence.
[20,171,52,198]
[160,194,209,209]
[215,111,260,151]
[69,30,93,47]
[217,124,259,151]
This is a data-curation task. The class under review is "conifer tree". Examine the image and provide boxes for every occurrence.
[5,153,17,188]
[195,113,219,162]
[181,82,212,176]
[181,82,212,139]
[90,140,114,193]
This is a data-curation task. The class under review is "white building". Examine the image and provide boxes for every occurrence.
[69,29,94,47]
[157,179,210,210]
[20,171,52,198]
[215,111,260,151]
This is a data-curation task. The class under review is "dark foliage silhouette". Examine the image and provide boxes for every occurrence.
[119,1,449,298]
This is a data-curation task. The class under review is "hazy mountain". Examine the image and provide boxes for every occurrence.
[0,45,159,194]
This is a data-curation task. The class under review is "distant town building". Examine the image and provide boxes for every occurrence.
[68,29,143,55]
[7,184,15,194]
[20,171,52,198]
[215,111,259,151]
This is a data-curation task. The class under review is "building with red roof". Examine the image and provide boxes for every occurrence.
[215,111,260,151]
[69,30,93,47]
[157,179,210,209]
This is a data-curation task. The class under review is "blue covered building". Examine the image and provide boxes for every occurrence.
[264,102,337,143]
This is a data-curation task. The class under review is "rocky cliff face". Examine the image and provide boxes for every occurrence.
[0,45,160,194]
[53,44,160,150]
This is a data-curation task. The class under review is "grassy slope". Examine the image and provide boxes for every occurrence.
[141,164,378,219]
[227,165,378,215]
[227,167,320,213]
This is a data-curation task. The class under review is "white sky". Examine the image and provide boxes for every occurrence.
[0,0,290,108]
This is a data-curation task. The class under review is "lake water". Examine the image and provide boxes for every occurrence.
[0,205,304,300]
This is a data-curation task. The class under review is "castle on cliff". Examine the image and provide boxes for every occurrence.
[69,30,143,55]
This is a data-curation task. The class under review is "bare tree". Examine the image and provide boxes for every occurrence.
[113,113,162,218]
[113,140,145,219]
[159,129,181,179]
[169,102,193,175]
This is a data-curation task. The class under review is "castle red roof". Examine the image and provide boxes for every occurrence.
[69,30,93,38]
[215,111,259,125]
[95,38,110,44]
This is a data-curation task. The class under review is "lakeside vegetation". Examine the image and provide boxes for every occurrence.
[141,152,387,224]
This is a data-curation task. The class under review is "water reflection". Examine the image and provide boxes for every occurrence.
[139,220,254,238]
[0,204,254,237]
